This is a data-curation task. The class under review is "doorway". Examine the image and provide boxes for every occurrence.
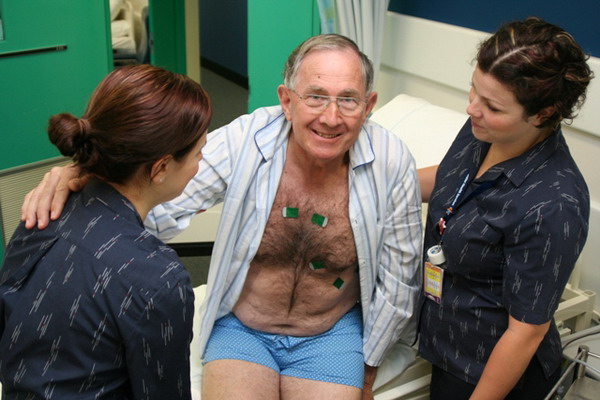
[199,0,249,130]
[109,0,149,66]
[108,0,187,74]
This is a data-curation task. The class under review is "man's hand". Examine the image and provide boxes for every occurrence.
[362,364,378,400]
[21,164,88,229]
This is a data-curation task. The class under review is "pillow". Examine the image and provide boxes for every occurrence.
[370,94,468,169]
[109,0,124,21]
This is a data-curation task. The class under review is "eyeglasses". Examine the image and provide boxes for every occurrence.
[289,89,367,117]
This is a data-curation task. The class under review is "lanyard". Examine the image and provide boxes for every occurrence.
[437,172,498,235]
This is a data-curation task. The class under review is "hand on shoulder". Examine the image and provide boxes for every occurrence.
[21,164,87,229]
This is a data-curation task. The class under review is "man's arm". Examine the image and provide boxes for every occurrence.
[362,365,378,400]
[21,164,88,229]
[418,165,438,203]
[362,138,423,366]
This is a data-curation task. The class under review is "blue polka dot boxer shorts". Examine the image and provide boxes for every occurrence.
[203,305,365,388]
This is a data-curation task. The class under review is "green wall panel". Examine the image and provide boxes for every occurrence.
[247,0,320,111]
[149,0,187,74]
[0,1,112,171]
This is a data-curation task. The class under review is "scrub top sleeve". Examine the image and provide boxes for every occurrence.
[503,201,588,324]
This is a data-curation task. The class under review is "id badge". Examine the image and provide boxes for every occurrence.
[424,261,444,304]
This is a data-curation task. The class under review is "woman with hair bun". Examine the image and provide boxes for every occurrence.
[0,64,212,399]
[418,17,593,399]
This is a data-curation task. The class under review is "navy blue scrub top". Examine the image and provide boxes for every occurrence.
[0,179,194,399]
[419,119,589,384]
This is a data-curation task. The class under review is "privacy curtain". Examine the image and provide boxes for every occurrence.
[317,0,390,87]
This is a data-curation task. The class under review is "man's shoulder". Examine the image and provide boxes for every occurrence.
[204,106,286,152]
[362,118,408,148]
[359,119,414,163]
[213,105,285,136]
[363,117,396,135]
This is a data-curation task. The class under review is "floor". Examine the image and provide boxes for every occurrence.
[200,66,249,132]
[177,66,248,287]
[180,253,212,287]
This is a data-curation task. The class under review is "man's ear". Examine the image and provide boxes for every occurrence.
[149,155,173,184]
[278,84,293,120]
[364,91,378,117]
[532,106,556,127]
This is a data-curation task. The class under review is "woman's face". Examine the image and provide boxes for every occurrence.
[467,67,546,149]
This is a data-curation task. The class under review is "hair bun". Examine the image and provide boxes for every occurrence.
[77,118,91,136]
[72,119,95,164]
[47,113,94,162]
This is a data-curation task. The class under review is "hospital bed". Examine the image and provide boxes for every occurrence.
[544,325,600,399]
[109,0,149,65]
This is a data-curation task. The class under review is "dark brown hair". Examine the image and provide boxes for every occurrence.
[477,17,593,128]
[48,64,212,184]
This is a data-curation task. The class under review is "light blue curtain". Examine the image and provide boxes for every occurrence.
[317,0,390,86]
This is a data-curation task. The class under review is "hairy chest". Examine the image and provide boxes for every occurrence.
[254,172,358,273]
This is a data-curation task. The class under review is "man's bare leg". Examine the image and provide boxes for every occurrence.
[202,359,280,399]
[281,375,362,400]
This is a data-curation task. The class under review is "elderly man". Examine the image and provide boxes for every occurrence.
[22,34,422,399]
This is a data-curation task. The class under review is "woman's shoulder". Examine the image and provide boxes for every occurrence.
[533,133,589,200]
[59,191,191,290]
[93,234,192,307]
[500,144,590,228]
